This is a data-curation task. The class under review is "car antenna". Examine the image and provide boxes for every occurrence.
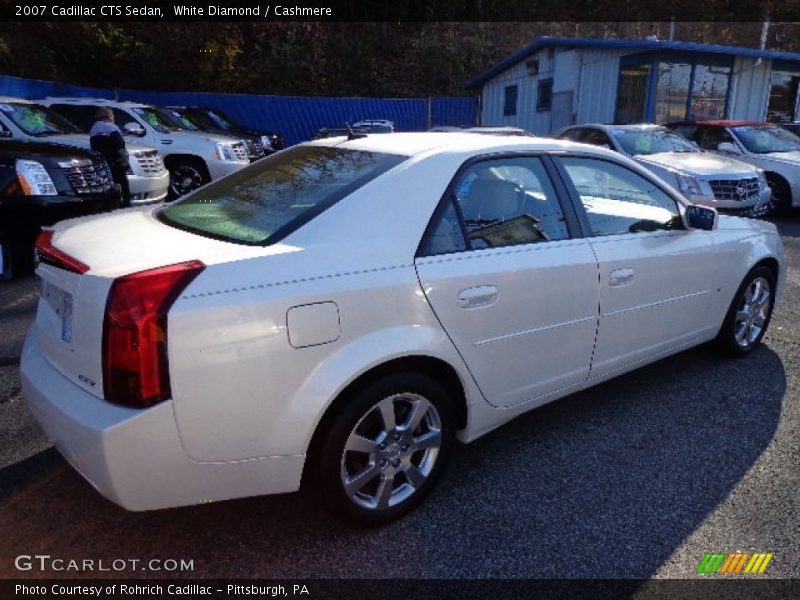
[344,122,367,141]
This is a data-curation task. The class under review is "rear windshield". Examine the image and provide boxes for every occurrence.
[158,145,407,244]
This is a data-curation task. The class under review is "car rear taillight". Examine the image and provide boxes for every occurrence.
[102,260,205,408]
[34,230,90,274]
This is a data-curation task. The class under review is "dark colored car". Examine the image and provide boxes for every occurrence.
[0,139,121,278]
[165,106,285,159]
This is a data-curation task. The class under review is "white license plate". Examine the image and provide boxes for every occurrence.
[41,280,73,343]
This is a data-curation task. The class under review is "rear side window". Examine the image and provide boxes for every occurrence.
[49,104,97,131]
[158,145,407,244]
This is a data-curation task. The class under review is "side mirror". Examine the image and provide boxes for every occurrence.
[717,142,741,154]
[685,205,718,231]
[123,122,146,137]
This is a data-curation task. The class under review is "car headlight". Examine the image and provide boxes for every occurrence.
[215,142,237,161]
[16,159,58,196]
[260,135,273,150]
[675,172,703,196]
[757,170,768,190]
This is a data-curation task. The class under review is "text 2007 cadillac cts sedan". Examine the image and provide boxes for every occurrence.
[21,133,785,524]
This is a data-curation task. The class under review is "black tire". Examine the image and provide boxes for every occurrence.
[312,372,455,525]
[716,265,776,356]
[168,159,210,199]
[766,174,791,216]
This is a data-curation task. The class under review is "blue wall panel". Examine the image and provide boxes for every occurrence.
[0,74,477,147]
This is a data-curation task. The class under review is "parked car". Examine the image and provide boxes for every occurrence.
[0,139,120,278]
[429,125,534,136]
[40,98,249,198]
[667,120,800,214]
[352,119,395,133]
[0,97,169,205]
[165,105,285,155]
[777,122,800,137]
[21,133,784,524]
[557,124,771,216]
[162,106,266,162]
[314,126,370,139]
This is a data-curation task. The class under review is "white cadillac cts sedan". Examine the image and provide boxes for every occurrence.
[22,133,785,524]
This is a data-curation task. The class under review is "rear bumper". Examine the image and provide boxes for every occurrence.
[20,332,304,511]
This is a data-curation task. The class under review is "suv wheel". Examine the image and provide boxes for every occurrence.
[169,160,209,198]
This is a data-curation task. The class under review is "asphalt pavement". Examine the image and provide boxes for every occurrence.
[0,217,798,580]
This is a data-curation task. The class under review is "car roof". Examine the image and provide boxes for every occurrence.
[0,96,35,104]
[571,123,665,131]
[42,97,150,109]
[668,119,768,127]
[306,131,603,157]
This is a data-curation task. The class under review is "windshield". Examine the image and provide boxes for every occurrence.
[160,108,200,131]
[131,107,174,133]
[158,145,407,244]
[0,102,80,136]
[610,128,698,155]
[732,125,800,153]
[177,109,218,130]
[205,108,236,129]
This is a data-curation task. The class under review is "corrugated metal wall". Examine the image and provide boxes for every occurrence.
[728,57,771,120]
[575,49,628,124]
[0,74,477,146]
[480,48,627,134]
[480,48,557,134]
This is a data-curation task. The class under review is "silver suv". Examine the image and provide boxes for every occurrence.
[41,98,249,197]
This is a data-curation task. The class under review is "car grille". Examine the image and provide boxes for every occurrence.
[133,150,166,175]
[60,160,115,195]
[244,139,265,160]
[232,141,248,161]
[709,177,760,202]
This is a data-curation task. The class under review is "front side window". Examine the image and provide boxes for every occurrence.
[560,157,682,236]
[0,102,79,136]
[504,85,518,117]
[421,156,568,255]
[159,145,407,244]
[731,125,800,154]
[697,126,734,151]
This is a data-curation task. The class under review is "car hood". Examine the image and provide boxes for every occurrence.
[164,129,245,144]
[755,150,800,166]
[636,152,759,176]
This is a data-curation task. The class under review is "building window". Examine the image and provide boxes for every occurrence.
[690,64,731,120]
[767,71,800,122]
[537,79,553,112]
[616,64,650,124]
[654,62,692,123]
[503,85,518,116]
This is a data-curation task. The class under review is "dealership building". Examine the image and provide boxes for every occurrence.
[466,36,800,134]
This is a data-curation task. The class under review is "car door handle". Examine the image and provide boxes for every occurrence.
[457,286,498,309]
[609,268,635,287]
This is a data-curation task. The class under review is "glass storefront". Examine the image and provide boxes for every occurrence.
[616,54,732,124]
[766,71,800,122]
[616,64,650,124]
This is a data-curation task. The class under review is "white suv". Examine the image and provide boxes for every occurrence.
[0,97,169,204]
[41,98,249,197]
